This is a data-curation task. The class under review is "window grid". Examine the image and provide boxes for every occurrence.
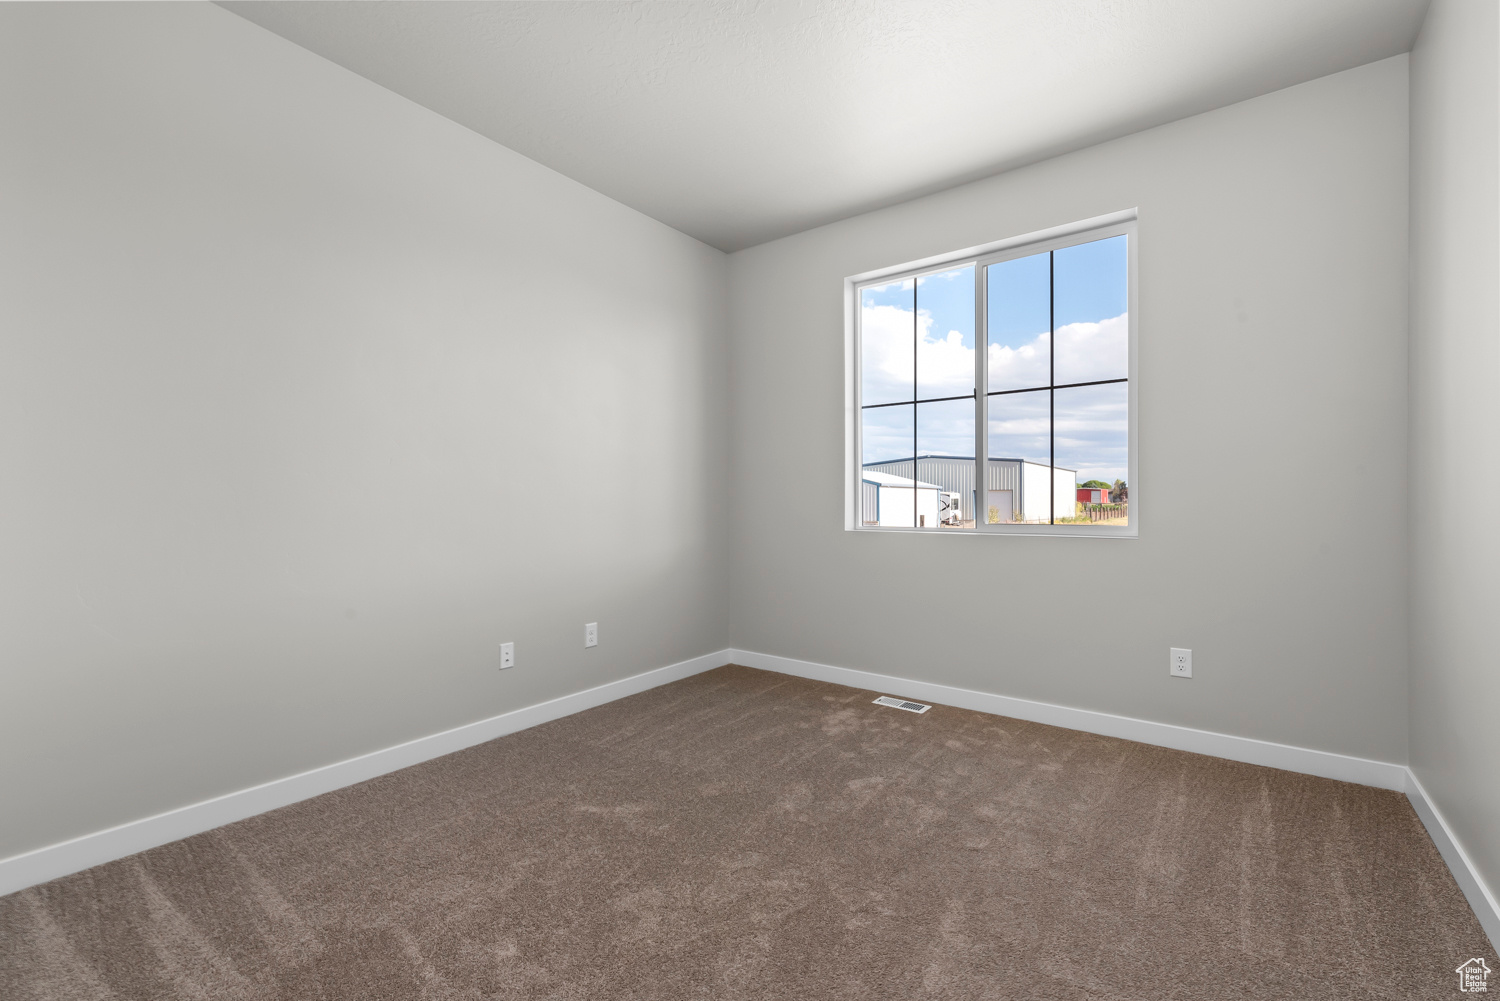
[857,228,1130,531]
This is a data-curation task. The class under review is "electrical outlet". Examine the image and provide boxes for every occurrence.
[500,642,514,670]
[584,622,598,648]
[1170,648,1192,678]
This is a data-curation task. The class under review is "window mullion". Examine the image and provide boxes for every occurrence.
[975,261,987,529]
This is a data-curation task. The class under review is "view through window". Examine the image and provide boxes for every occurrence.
[857,224,1131,532]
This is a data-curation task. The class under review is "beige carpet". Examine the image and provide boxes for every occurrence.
[1,665,1492,999]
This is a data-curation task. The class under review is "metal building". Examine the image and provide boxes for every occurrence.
[860,469,953,528]
[863,455,1076,525]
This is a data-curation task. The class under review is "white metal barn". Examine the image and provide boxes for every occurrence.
[863,456,1076,525]
[859,469,955,528]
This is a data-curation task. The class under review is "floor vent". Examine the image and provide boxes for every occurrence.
[872,696,931,714]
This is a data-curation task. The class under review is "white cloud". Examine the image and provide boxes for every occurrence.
[918,327,974,398]
[987,335,1049,391]
[867,309,1126,401]
[861,403,911,464]
[861,304,976,403]
[861,310,1128,479]
[1054,382,1128,482]
[860,304,916,405]
[987,390,1049,462]
[915,398,974,456]
[988,312,1127,390]
[1054,312,1128,385]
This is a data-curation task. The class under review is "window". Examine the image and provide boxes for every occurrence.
[848,212,1136,536]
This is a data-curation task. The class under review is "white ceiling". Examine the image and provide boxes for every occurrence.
[219,0,1429,252]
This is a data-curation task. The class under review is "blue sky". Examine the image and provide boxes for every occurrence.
[1056,236,1128,327]
[861,235,1128,483]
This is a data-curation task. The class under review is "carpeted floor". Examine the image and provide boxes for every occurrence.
[1,664,1492,999]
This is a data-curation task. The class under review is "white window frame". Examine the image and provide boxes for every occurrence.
[844,209,1139,538]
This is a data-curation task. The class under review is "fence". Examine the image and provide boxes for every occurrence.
[1085,503,1128,523]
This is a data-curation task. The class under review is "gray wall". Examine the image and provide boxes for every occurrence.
[1409,0,1500,911]
[727,57,1411,763]
[0,4,728,860]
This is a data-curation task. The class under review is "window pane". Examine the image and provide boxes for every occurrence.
[1053,235,1128,385]
[985,389,1052,524]
[916,264,975,401]
[1053,382,1128,526]
[917,397,975,529]
[862,405,914,527]
[987,252,1050,393]
[861,279,914,406]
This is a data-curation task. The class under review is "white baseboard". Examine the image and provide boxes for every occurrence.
[730,649,1408,789]
[7,647,1495,951]
[0,649,731,899]
[1405,768,1500,949]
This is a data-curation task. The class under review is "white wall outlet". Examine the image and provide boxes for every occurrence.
[1170,648,1192,678]
[500,642,515,670]
[584,622,598,648]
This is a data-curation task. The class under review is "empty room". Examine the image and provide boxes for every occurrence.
[1,1,1497,997]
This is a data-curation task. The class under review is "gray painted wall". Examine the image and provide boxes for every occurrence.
[1409,0,1500,911]
[0,4,729,860]
[727,57,1411,763]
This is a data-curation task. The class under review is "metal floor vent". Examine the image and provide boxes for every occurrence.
[873,695,931,714]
